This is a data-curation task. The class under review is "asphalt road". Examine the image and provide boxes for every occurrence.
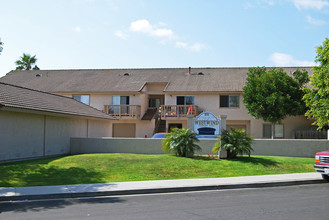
[1,183,329,220]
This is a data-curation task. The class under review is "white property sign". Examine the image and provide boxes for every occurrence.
[193,112,221,136]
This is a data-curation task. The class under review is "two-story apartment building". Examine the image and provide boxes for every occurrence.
[0,67,316,139]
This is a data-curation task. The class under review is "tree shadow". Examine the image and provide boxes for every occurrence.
[0,157,126,213]
[232,156,280,167]
[191,155,280,167]
[0,157,108,187]
[0,196,125,213]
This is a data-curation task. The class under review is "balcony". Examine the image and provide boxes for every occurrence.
[160,105,198,118]
[104,105,141,119]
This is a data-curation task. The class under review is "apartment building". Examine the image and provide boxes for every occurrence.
[0,67,315,139]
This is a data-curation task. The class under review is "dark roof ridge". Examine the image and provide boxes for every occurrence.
[7,66,315,73]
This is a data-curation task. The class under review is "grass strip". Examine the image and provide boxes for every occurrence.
[0,154,315,187]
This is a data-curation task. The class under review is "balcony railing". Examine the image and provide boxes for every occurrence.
[160,105,198,118]
[104,105,141,119]
[292,130,327,139]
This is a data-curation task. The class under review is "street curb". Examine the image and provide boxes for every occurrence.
[0,179,325,202]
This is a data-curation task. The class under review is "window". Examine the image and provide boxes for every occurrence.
[263,124,284,138]
[176,96,195,115]
[112,96,129,105]
[176,96,194,105]
[220,95,239,108]
[73,95,90,105]
[112,96,130,115]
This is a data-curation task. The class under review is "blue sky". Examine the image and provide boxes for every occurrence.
[0,0,328,77]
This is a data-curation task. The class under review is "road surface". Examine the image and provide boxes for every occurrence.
[1,183,328,220]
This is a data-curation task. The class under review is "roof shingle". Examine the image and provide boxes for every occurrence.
[0,67,313,93]
[0,82,114,120]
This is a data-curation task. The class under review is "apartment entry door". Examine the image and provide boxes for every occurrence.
[149,95,164,108]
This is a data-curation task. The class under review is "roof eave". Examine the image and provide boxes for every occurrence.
[0,106,116,121]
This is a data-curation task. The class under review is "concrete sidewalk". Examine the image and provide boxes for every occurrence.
[0,173,325,202]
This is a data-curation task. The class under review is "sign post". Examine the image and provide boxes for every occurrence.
[193,112,221,136]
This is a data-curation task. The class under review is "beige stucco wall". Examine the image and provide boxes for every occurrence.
[88,119,113,138]
[0,111,44,161]
[56,92,313,139]
[57,93,140,112]
[71,137,220,156]
[140,93,149,116]
[111,119,155,138]
[164,93,313,139]
[57,92,156,137]
[0,110,112,163]
[44,116,87,156]
[71,137,329,158]
[90,94,112,111]
[142,83,167,94]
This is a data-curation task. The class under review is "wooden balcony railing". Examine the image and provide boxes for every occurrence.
[104,105,141,119]
[160,105,198,118]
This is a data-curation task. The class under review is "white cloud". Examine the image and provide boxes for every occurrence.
[244,0,275,9]
[115,19,205,52]
[129,19,174,38]
[114,30,128,39]
[73,27,81,32]
[306,15,327,25]
[270,52,315,66]
[176,41,188,48]
[291,0,329,10]
[130,19,153,33]
[176,41,205,52]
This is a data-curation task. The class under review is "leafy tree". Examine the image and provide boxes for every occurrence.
[162,128,201,157]
[15,53,40,70]
[0,38,3,55]
[304,37,329,129]
[243,67,308,138]
[219,128,253,159]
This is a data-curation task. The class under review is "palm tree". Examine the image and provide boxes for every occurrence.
[219,128,253,159]
[15,53,39,70]
[162,128,201,157]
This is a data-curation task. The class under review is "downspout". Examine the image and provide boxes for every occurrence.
[43,115,46,157]
[87,119,89,138]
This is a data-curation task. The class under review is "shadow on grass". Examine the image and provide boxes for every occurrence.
[228,156,280,167]
[0,165,106,187]
[0,157,125,213]
[0,156,64,166]
[0,196,125,213]
[192,155,280,167]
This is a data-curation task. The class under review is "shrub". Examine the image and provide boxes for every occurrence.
[212,136,221,156]
[162,128,201,157]
[220,128,254,159]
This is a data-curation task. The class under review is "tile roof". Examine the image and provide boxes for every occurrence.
[0,67,313,93]
[0,82,114,120]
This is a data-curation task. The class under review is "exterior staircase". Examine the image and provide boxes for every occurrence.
[141,108,158,120]
[155,120,166,133]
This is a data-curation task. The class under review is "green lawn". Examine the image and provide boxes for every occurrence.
[0,154,316,187]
